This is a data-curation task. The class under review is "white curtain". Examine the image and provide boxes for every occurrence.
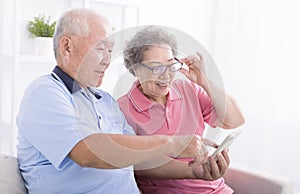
[210,0,300,192]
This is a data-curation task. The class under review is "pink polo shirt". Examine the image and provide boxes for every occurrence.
[118,79,233,194]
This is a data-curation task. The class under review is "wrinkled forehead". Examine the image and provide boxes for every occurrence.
[94,36,115,48]
[89,24,114,48]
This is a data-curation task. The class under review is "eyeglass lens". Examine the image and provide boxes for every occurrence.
[152,62,182,75]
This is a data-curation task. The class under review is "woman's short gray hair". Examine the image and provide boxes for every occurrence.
[123,26,178,76]
[53,8,98,59]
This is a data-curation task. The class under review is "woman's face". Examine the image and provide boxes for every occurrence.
[136,45,177,102]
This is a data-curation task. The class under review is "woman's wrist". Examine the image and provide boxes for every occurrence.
[190,163,205,179]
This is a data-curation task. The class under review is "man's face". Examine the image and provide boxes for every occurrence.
[72,18,114,88]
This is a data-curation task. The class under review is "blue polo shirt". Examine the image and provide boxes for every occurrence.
[17,66,140,194]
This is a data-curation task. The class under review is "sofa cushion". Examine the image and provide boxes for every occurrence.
[0,154,27,194]
[224,165,293,194]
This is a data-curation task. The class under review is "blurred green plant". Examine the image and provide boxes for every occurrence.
[27,14,56,38]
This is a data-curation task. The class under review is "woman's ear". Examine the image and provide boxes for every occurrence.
[132,66,141,77]
[129,65,139,77]
[59,36,73,57]
[129,68,136,76]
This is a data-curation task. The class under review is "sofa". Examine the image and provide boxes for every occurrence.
[0,154,293,194]
[0,154,27,194]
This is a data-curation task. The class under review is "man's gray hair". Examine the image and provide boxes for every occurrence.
[53,8,99,59]
[123,26,178,76]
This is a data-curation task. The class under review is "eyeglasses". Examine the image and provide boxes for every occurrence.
[139,58,183,75]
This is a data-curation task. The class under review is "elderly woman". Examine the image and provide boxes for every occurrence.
[117,26,245,194]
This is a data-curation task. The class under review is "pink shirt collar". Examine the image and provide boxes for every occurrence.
[128,80,182,112]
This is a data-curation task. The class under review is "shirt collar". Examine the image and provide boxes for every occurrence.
[168,81,182,101]
[87,87,102,100]
[128,80,182,112]
[52,66,101,99]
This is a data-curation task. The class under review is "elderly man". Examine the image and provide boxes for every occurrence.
[16,8,215,194]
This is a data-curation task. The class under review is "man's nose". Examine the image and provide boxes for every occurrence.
[101,49,111,65]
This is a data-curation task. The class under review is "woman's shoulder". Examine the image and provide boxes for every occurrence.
[117,93,129,104]
[173,79,191,86]
[172,79,197,91]
[172,79,204,96]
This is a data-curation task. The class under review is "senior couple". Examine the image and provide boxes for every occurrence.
[17,8,244,194]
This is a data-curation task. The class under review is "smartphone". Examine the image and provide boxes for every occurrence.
[211,130,242,159]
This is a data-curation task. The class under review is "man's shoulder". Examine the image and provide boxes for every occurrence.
[24,74,71,99]
[28,74,56,89]
[25,75,52,93]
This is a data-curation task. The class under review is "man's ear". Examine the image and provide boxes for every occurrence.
[59,36,73,57]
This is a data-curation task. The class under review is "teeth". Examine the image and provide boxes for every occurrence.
[157,82,168,87]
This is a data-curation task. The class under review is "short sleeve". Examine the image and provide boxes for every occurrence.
[17,84,84,170]
[190,81,218,128]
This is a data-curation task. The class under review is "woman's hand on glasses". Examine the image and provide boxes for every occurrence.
[178,52,207,86]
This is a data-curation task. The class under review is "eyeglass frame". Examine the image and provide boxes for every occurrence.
[138,57,183,75]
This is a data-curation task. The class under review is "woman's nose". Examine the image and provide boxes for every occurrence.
[159,67,172,79]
